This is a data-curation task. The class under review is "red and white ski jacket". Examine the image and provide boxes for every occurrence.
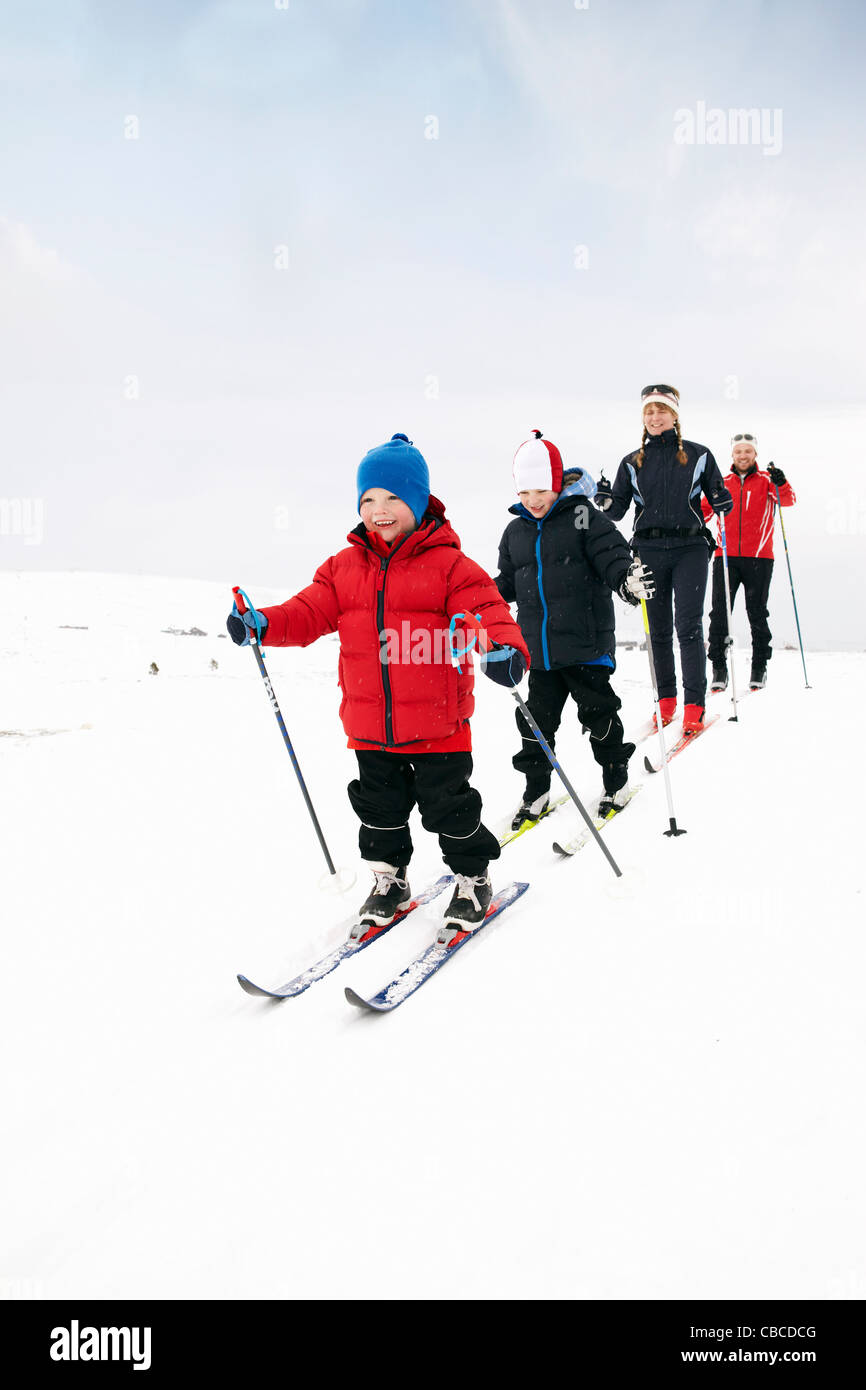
[701,466,796,559]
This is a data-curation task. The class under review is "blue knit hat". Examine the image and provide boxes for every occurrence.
[357,433,430,526]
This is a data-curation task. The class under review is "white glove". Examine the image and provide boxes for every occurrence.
[620,558,655,604]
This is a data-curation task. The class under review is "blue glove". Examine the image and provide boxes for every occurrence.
[481,642,527,688]
[226,605,268,646]
[711,487,733,515]
[594,473,614,512]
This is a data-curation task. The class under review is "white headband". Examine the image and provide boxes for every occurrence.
[642,391,679,415]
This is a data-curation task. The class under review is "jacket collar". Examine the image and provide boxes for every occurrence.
[348,494,454,558]
[645,428,679,450]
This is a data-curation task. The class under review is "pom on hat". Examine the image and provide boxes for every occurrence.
[357,432,430,526]
[513,430,564,494]
[641,384,680,415]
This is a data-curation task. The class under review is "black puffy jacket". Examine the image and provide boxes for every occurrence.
[495,480,633,670]
[606,429,731,538]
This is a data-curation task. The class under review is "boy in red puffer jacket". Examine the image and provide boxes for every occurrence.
[227,433,530,932]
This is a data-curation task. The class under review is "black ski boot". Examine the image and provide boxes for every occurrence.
[750,661,767,689]
[598,756,632,818]
[356,863,411,928]
[598,784,631,818]
[711,661,728,691]
[510,789,550,832]
[438,873,494,940]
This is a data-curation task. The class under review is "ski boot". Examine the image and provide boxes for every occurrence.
[750,662,767,689]
[597,784,631,818]
[352,862,411,936]
[436,873,494,944]
[652,697,677,730]
[711,661,728,691]
[510,789,550,832]
[682,703,705,734]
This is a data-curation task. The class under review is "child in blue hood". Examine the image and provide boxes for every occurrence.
[495,432,654,829]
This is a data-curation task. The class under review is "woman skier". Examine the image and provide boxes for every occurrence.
[594,385,732,733]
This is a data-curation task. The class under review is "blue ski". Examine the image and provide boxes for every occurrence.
[237,874,453,999]
[344,881,530,1013]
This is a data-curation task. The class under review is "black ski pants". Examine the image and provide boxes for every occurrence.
[634,540,710,705]
[348,750,501,878]
[513,664,634,796]
[708,556,774,664]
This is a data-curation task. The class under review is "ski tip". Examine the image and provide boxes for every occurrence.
[237,974,279,998]
[344,985,383,1013]
[552,841,573,857]
[238,972,303,1000]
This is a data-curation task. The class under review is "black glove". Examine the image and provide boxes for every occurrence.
[594,473,614,512]
[480,642,527,688]
[767,463,787,487]
[711,488,733,515]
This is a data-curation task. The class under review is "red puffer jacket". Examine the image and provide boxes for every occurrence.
[701,467,796,559]
[258,497,530,753]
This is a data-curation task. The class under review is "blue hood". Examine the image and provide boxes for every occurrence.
[509,467,598,521]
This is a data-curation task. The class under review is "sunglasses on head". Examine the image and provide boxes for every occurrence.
[731,433,757,445]
[641,384,678,399]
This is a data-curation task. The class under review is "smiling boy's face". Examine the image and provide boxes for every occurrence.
[518,488,558,519]
[359,487,417,543]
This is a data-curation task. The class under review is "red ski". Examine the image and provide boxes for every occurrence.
[643,713,720,773]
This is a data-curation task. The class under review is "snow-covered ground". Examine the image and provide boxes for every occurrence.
[1,571,864,1300]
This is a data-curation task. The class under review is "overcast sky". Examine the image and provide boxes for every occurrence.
[2,0,865,646]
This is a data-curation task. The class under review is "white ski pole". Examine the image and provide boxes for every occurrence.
[717,518,739,721]
[639,597,686,837]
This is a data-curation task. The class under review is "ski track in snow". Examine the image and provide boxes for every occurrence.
[1,571,864,1301]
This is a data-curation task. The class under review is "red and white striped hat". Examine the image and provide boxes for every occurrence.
[513,430,564,494]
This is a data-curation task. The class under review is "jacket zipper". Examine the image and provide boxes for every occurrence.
[662,436,670,525]
[376,554,395,746]
[535,522,551,670]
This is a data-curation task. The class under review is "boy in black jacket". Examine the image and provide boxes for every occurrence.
[495,432,654,830]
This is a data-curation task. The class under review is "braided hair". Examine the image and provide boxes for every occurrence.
[633,416,689,468]
[633,414,686,469]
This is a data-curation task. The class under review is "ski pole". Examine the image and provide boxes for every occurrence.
[717,517,739,721]
[510,688,623,877]
[455,613,623,877]
[639,596,686,837]
[232,585,342,883]
[769,465,811,688]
